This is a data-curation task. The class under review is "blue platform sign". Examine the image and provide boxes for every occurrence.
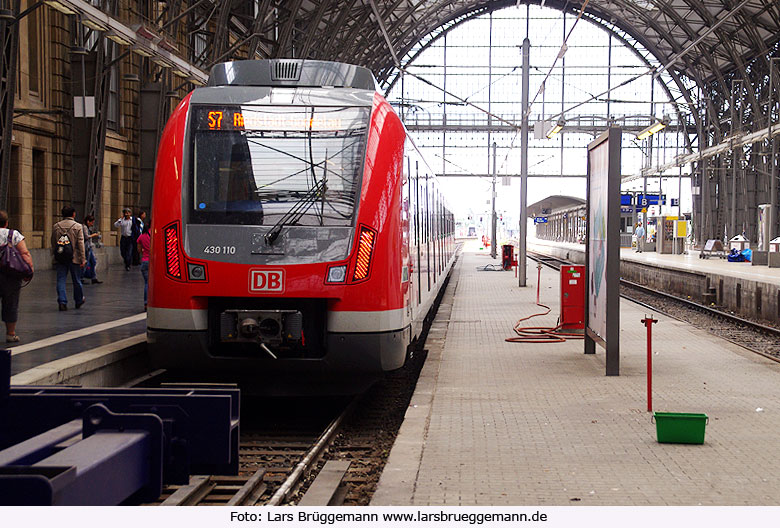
[637,193,666,206]
[534,217,548,224]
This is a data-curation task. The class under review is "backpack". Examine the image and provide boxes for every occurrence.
[55,233,74,265]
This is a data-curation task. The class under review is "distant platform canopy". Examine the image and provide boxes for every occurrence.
[527,196,586,218]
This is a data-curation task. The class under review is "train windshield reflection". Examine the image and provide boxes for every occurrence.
[190,105,370,225]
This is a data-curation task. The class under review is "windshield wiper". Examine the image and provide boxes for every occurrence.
[264,178,327,246]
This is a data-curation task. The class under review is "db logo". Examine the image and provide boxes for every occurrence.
[249,269,284,293]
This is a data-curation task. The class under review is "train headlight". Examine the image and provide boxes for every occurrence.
[326,264,347,283]
[164,223,182,279]
[187,263,207,281]
[351,226,376,282]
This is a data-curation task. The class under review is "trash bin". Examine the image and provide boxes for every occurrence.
[729,234,749,252]
[652,412,708,444]
[501,244,514,271]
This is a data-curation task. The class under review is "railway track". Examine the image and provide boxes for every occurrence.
[145,341,431,506]
[140,306,437,506]
[139,260,456,507]
[149,397,355,506]
[528,251,780,362]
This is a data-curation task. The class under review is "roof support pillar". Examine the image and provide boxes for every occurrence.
[518,37,529,288]
[0,0,21,211]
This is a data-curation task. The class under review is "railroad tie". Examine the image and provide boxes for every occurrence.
[297,460,352,506]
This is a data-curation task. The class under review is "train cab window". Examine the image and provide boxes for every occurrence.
[189,105,370,226]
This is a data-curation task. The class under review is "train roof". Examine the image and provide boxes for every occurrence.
[527,195,585,217]
[188,85,376,107]
[207,59,378,91]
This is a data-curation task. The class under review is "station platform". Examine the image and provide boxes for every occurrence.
[527,238,780,322]
[5,261,147,382]
[372,243,780,505]
[528,237,780,286]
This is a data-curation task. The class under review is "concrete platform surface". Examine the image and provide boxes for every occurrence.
[372,244,780,506]
[5,258,146,377]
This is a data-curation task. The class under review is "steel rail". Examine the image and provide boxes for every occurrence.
[266,396,358,506]
[527,251,780,362]
[620,278,780,339]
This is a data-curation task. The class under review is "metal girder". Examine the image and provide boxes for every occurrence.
[84,40,111,218]
[2,384,240,478]
[210,0,235,65]
[0,382,241,506]
[0,0,21,211]
[274,0,304,58]
[298,0,333,59]
[248,0,275,59]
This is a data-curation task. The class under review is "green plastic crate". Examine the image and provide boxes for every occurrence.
[652,412,708,444]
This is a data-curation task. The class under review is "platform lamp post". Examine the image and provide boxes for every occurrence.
[490,142,497,259]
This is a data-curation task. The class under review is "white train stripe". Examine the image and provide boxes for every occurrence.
[327,308,408,333]
[147,306,409,334]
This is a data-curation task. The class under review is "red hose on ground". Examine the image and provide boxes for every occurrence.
[506,289,584,344]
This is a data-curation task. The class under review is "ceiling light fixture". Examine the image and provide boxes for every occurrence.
[81,18,109,32]
[636,115,671,140]
[43,0,77,15]
[131,46,153,57]
[106,31,133,46]
[546,117,566,139]
[152,56,172,68]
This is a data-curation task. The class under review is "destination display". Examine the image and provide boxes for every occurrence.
[194,107,345,132]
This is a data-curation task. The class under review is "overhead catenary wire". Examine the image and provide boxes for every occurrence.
[525,0,592,120]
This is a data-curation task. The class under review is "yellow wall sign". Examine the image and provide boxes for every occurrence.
[676,220,687,238]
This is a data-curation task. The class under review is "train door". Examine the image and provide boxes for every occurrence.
[439,195,444,273]
[425,175,431,292]
[415,161,422,306]
[431,187,437,285]
[402,153,413,321]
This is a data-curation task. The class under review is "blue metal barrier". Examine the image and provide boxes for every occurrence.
[0,357,240,505]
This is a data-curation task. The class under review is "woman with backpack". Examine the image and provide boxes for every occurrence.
[0,210,34,343]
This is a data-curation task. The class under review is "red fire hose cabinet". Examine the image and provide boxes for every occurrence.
[560,265,585,329]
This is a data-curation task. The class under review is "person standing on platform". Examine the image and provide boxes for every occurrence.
[131,210,146,266]
[0,210,34,342]
[52,206,86,311]
[114,208,134,270]
[81,215,102,284]
[136,223,151,311]
[635,222,645,253]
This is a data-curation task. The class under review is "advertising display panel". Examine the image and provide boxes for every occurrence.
[584,128,621,376]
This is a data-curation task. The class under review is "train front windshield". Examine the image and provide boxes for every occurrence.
[190,105,370,225]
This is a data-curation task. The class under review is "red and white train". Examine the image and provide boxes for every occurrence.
[147,59,456,391]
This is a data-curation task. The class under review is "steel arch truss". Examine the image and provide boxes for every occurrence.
[2,0,778,241]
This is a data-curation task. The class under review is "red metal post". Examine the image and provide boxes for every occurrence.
[536,262,542,304]
[641,316,658,412]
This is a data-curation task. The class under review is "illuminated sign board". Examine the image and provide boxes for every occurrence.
[195,107,343,132]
